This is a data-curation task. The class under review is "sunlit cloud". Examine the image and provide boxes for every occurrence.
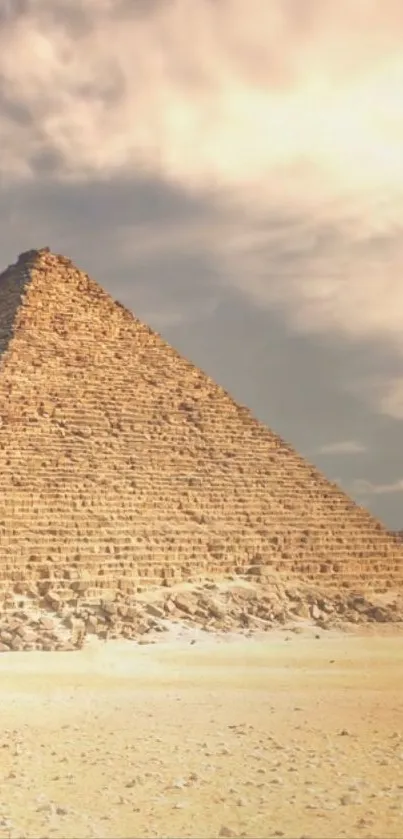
[1,0,403,416]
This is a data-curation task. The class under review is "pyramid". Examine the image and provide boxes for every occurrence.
[0,247,402,600]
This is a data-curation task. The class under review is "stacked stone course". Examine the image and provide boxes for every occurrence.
[0,247,401,605]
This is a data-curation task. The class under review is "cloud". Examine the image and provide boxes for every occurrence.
[346,374,403,421]
[3,0,403,198]
[2,0,403,416]
[316,440,367,455]
[371,377,403,421]
[351,478,403,496]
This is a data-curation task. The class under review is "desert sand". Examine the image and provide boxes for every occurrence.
[1,626,403,839]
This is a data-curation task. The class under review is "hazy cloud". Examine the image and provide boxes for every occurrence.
[351,478,403,496]
[316,440,367,455]
[1,0,403,423]
[373,378,403,421]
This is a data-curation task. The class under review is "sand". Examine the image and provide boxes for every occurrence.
[0,625,403,839]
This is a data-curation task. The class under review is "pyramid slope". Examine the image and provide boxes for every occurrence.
[0,247,401,597]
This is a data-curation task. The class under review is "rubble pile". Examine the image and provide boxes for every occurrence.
[0,573,402,652]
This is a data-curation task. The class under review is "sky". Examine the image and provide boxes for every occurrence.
[0,0,403,528]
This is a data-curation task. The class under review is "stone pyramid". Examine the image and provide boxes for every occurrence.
[0,247,402,599]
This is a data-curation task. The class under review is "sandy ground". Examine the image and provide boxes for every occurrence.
[0,625,403,839]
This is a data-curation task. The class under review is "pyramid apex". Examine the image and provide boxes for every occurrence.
[15,247,77,270]
[17,246,51,262]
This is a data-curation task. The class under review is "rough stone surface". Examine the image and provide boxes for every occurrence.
[0,578,402,651]
[0,247,402,622]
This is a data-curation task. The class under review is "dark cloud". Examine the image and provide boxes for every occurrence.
[0,0,28,23]
[111,0,164,19]
[1,173,214,229]
[9,0,94,34]
[0,89,33,127]
[28,148,66,177]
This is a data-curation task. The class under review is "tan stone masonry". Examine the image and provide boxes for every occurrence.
[0,247,402,598]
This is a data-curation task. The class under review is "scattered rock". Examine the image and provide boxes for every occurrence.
[174,593,198,615]
[310,604,322,621]
[0,574,401,652]
[145,603,165,619]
